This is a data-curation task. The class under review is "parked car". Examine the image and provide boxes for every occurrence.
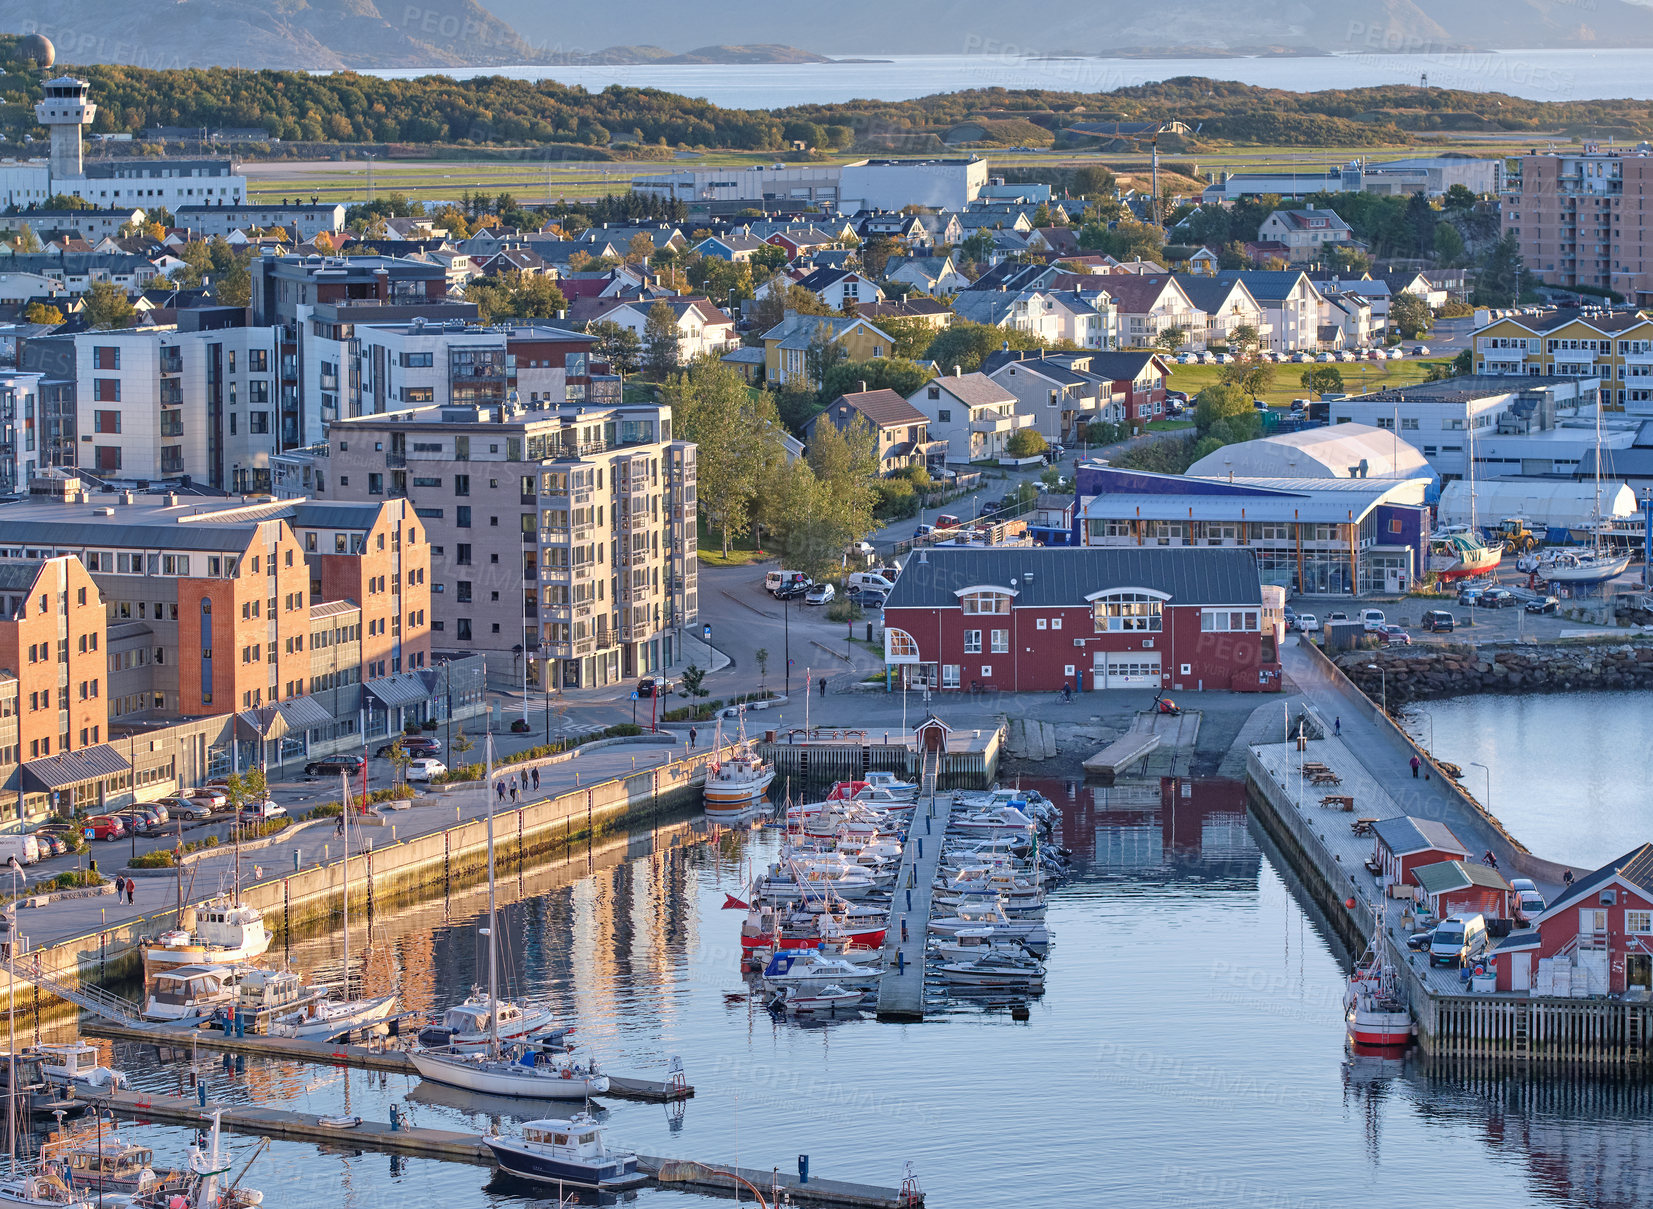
[845,540,876,559]
[156,795,213,821]
[1430,913,1489,968]
[1296,614,1320,633]
[84,815,126,841]
[1381,625,1412,646]
[1510,877,1546,920]
[306,754,366,778]
[1361,609,1387,632]
[1456,586,1484,607]
[376,736,440,758]
[237,800,287,824]
[1479,588,1514,608]
[805,583,836,605]
[1411,345,1431,356]
[1525,595,1559,614]
[765,569,810,596]
[1327,611,1350,624]
[120,805,163,831]
[1406,928,1436,952]
[848,588,887,609]
[404,758,448,782]
[29,832,64,858]
[774,581,810,601]
[635,676,673,699]
[1420,609,1456,633]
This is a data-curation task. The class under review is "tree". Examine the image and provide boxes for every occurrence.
[1474,232,1527,308]
[924,321,1046,374]
[1071,165,1116,198]
[1193,383,1253,434]
[1300,366,1345,398]
[1443,184,1479,213]
[1404,192,1438,256]
[385,738,411,791]
[1230,325,1262,357]
[818,357,934,405]
[1326,244,1373,276]
[213,259,252,309]
[747,280,832,339]
[23,302,62,325]
[1006,428,1048,458]
[1390,292,1433,340]
[667,358,783,556]
[626,232,656,264]
[681,663,707,697]
[82,281,135,330]
[754,648,769,688]
[858,235,897,280]
[10,223,40,253]
[1433,221,1466,267]
[587,320,643,375]
[643,301,682,378]
[451,727,475,760]
[960,230,996,267]
[1161,326,1186,354]
[1223,358,1275,399]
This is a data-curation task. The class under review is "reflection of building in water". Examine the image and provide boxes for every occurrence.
[1046,776,1257,884]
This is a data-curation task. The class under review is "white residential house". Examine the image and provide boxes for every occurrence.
[883,254,969,295]
[906,370,1031,464]
[1100,275,1209,350]
[1215,270,1328,353]
[794,266,884,311]
[950,289,1069,346]
[1257,206,1356,262]
[604,296,737,364]
[986,353,1126,445]
[1179,277,1271,350]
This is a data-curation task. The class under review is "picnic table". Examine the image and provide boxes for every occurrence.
[1351,817,1379,837]
[1320,794,1355,812]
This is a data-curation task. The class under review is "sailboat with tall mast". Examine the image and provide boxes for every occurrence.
[1542,396,1631,587]
[408,736,607,1099]
[1428,398,1502,582]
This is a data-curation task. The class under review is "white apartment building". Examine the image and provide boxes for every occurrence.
[0,372,44,494]
[907,371,1030,464]
[1216,271,1328,353]
[72,327,280,491]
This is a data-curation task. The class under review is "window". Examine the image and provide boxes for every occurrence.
[964,629,982,654]
[937,408,951,422]
[886,628,919,659]
[250,412,269,434]
[93,346,119,370]
[990,629,1008,654]
[454,474,470,496]
[457,581,472,603]
[456,543,472,566]
[1628,911,1653,935]
[1091,590,1164,632]
[93,410,121,434]
[456,506,471,528]
[368,473,384,495]
[941,664,960,688]
[456,618,472,641]
[959,591,1011,615]
[1200,609,1259,633]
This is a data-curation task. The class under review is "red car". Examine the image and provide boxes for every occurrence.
[84,815,126,841]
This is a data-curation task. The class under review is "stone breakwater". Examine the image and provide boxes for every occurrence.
[1337,642,1653,706]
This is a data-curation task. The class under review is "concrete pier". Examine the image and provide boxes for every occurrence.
[876,757,950,1022]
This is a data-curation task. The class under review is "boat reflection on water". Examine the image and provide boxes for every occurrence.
[403,1079,612,1125]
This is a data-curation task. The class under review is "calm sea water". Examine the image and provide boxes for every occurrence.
[1406,692,1653,868]
[363,50,1649,104]
[63,777,1653,1208]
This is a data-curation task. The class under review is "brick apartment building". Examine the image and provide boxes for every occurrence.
[0,556,107,770]
[1503,146,1653,305]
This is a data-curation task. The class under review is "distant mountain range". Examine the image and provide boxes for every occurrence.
[482,0,1653,58]
[10,0,1653,70]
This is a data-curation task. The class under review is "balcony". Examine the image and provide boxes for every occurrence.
[385,452,406,468]
[970,412,1034,435]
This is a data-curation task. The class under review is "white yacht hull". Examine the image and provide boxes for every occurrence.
[407,1050,608,1100]
[1540,554,1632,586]
[281,992,400,1041]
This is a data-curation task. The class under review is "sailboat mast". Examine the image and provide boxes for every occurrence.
[340,771,352,1007]
[485,734,499,1054]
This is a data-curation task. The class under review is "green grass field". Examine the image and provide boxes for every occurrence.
[1166,357,1453,406]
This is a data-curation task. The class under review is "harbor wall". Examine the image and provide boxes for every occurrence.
[0,742,739,1011]
[757,726,1002,787]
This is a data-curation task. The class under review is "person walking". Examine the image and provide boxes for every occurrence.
[509,783,518,804]
[819,677,828,698]
[1410,754,1421,778]
[1334,717,1341,737]
[531,767,540,791]
[496,780,506,803]
[689,726,698,750]
[126,876,136,905]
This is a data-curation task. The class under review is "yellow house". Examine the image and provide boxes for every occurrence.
[1471,308,1653,411]
[761,311,897,387]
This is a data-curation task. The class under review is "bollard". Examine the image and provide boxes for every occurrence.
[925,816,931,834]
[292,849,300,873]
[901,920,908,942]
[897,951,905,974]
[389,1104,400,1132]
[798,1155,810,1185]
[916,838,922,859]
[197,1080,207,1107]
[905,888,912,911]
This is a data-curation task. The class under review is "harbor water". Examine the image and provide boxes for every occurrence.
[1406,691,1653,868]
[58,775,1653,1208]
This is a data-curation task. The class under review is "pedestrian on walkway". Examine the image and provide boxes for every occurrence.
[510,783,518,804]
[1410,755,1421,778]
[496,781,506,803]
[531,767,540,791]
[126,876,135,905]
[1334,717,1341,737]
[819,677,828,698]
[689,726,698,749]
[336,814,345,837]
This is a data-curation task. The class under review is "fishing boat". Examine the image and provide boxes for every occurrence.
[1426,529,1502,582]
[1344,909,1413,1049]
[703,717,775,815]
[770,984,864,1016]
[483,1112,646,1190]
[142,965,246,1024]
[738,904,887,953]
[141,896,271,975]
[30,1044,123,1093]
[36,1123,162,1197]
[410,737,607,1101]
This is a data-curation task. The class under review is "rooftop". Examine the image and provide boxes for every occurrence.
[884,546,1263,610]
[1350,376,1599,405]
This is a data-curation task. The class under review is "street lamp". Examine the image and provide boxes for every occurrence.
[1469,760,1491,811]
[1365,662,1387,714]
[783,590,791,698]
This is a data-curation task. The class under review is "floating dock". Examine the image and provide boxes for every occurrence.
[876,757,951,1022]
[758,725,1001,788]
[101,1091,919,1208]
[81,1020,692,1101]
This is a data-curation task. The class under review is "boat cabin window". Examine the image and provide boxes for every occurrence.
[553,1133,570,1145]
[578,1133,597,1145]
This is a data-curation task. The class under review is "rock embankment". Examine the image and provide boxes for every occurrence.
[1337,643,1653,706]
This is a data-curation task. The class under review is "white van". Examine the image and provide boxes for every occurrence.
[847,571,896,594]
[1429,913,1489,968]
[0,835,40,866]
[764,570,809,596]
[1361,609,1387,632]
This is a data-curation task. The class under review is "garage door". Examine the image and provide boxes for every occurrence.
[1093,652,1162,690]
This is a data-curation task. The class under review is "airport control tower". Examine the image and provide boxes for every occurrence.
[34,76,96,179]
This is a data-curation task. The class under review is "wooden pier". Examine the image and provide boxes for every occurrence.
[100,1091,919,1208]
[876,755,951,1022]
[81,1020,693,1101]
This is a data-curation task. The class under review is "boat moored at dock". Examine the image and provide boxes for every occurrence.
[483,1112,646,1189]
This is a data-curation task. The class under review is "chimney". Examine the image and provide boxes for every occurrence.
[858,380,867,393]
[953,365,962,377]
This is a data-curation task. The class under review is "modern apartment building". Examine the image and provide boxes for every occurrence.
[1471,308,1653,412]
[71,324,281,490]
[1502,146,1653,304]
[345,320,604,415]
[309,400,696,690]
[0,372,45,494]
[0,556,107,769]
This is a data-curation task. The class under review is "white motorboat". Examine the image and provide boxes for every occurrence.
[938,951,1047,991]
[930,927,1039,963]
[0,1172,90,1208]
[754,861,876,902]
[142,964,245,1023]
[235,968,321,1022]
[30,1043,123,1093]
[760,950,882,991]
[410,737,604,1102]
[407,1047,609,1100]
[276,991,400,1041]
[771,984,864,1016]
[929,906,1052,949]
[141,896,270,973]
[483,1112,646,1190]
[934,866,1043,903]
[949,805,1037,834]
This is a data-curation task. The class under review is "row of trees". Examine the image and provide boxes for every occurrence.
[666,359,879,581]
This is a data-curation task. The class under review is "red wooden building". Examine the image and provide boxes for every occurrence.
[1370,816,1470,890]
[881,547,1280,695]
[1411,859,1512,922]
[1491,844,1653,995]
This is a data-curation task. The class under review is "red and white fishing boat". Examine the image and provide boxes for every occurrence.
[737,904,887,953]
[1344,911,1413,1049]
[703,716,776,816]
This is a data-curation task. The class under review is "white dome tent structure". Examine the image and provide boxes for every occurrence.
[1187,423,1434,484]
[1437,479,1637,539]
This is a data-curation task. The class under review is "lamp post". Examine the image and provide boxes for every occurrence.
[783,591,791,698]
[1469,760,1491,812]
[1365,662,1387,714]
